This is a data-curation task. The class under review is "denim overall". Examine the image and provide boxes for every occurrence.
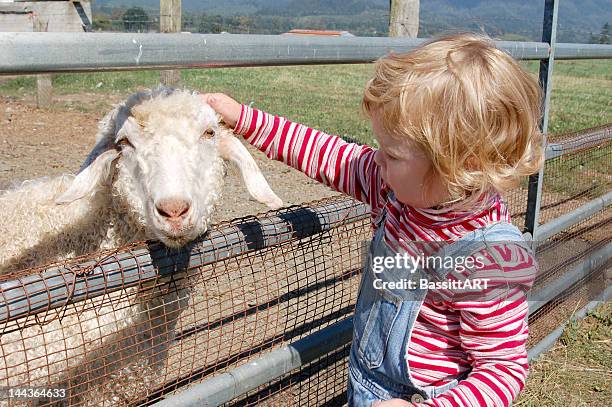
[348,194,529,406]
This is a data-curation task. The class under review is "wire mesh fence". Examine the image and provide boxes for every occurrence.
[503,124,611,232]
[540,125,611,225]
[0,196,370,406]
[0,125,610,406]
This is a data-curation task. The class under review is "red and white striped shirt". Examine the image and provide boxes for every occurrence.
[235,106,537,407]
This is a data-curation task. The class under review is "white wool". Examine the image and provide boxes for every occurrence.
[0,88,282,405]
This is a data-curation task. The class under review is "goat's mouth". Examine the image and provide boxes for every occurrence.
[155,226,201,248]
[147,208,208,248]
[157,232,193,248]
[159,235,191,248]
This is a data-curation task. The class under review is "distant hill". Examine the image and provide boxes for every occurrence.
[92,0,612,42]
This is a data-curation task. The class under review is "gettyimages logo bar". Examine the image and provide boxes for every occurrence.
[357,237,605,304]
[361,239,542,303]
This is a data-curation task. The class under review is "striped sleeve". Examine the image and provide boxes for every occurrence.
[414,246,537,407]
[234,105,380,205]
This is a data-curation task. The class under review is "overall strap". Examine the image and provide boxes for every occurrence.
[429,222,531,279]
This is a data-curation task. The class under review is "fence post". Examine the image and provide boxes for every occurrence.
[34,14,52,108]
[389,0,420,38]
[525,0,559,246]
[160,0,181,87]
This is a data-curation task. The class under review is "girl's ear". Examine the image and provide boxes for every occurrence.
[465,156,480,170]
[55,150,119,204]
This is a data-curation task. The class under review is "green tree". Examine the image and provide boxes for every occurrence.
[122,7,150,33]
[237,16,253,33]
[599,23,610,44]
[198,14,224,33]
[92,15,112,31]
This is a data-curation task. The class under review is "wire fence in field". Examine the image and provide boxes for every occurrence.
[0,123,608,406]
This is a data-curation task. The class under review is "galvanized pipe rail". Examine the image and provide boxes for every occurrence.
[152,255,611,407]
[1,32,612,75]
[534,191,612,242]
[0,199,369,324]
[555,43,612,59]
[544,124,611,160]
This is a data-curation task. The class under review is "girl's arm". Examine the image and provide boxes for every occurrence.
[203,93,380,205]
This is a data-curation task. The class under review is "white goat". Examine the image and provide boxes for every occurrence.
[0,87,282,405]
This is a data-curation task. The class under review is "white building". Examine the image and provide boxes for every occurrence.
[0,0,92,32]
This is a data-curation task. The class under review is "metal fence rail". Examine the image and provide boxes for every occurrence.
[1,32,612,74]
[534,191,612,241]
[0,198,368,325]
[544,124,611,160]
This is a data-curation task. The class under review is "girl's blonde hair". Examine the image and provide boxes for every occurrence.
[363,33,544,209]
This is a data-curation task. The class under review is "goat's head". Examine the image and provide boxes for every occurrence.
[56,88,282,248]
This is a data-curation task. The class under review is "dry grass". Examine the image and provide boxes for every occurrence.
[517,303,612,406]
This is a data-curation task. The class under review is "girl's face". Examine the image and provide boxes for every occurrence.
[371,111,449,208]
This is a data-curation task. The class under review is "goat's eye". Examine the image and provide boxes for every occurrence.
[117,138,134,149]
[202,129,215,139]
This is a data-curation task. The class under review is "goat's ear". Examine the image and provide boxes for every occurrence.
[55,150,119,205]
[217,130,283,209]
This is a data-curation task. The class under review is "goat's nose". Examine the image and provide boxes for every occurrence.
[156,198,191,219]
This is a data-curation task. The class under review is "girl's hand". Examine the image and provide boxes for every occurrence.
[373,399,414,407]
[201,93,242,129]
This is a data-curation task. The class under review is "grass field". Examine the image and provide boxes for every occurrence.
[1,60,610,143]
[517,303,612,406]
[3,59,608,201]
